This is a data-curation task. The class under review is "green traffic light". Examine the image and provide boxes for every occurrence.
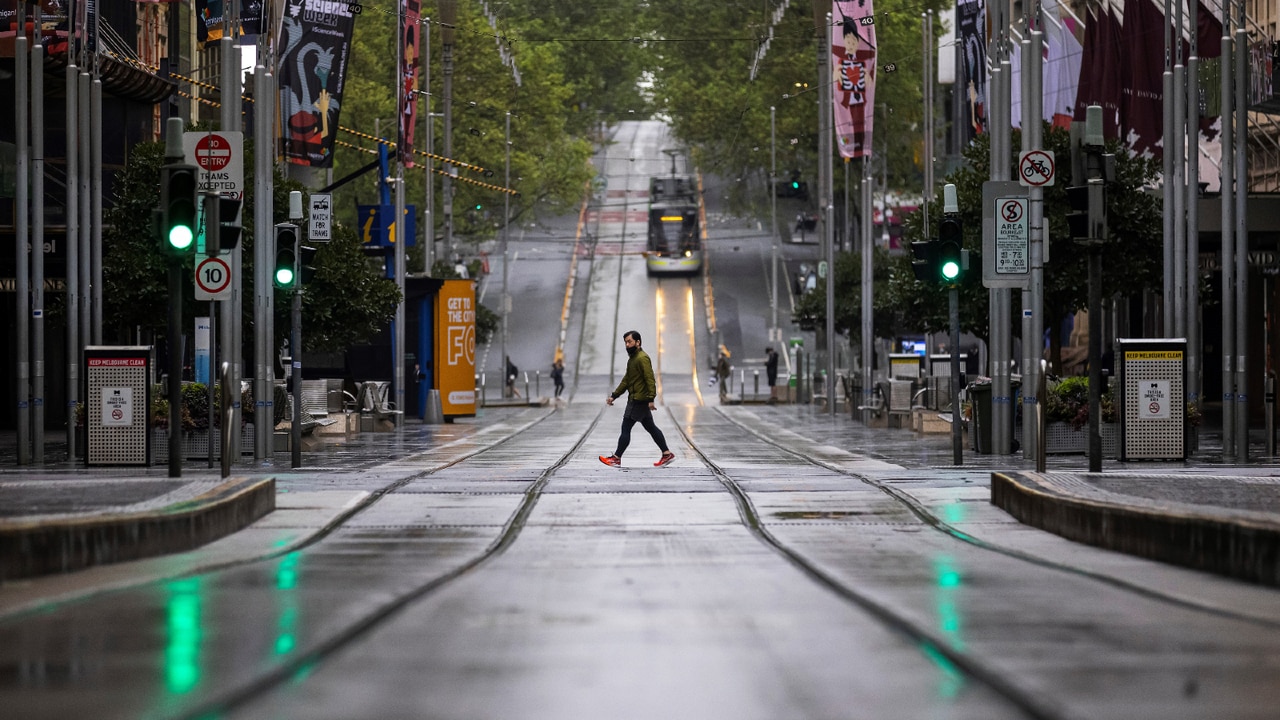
[275,266,295,286]
[941,260,961,281]
[791,181,800,189]
[168,225,194,250]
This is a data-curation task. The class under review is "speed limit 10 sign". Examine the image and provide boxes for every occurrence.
[195,255,233,300]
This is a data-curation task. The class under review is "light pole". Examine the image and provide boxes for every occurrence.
[501,112,511,397]
[770,106,778,344]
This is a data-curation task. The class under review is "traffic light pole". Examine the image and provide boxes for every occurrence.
[949,287,963,465]
[168,261,183,478]
[291,282,302,469]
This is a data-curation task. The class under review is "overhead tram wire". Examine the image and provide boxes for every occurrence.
[163,70,514,194]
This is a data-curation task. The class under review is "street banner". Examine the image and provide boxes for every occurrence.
[1042,0,1081,129]
[832,0,877,159]
[434,279,477,417]
[956,0,986,139]
[196,0,225,46]
[398,0,421,166]
[1073,0,1122,141]
[241,0,264,36]
[277,0,357,168]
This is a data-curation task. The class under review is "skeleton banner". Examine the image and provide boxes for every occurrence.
[277,0,356,168]
[832,0,877,158]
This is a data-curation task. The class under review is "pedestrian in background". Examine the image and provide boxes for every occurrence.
[506,356,521,399]
[551,358,566,403]
[716,347,731,402]
[600,330,675,467]
[765,346,779,404]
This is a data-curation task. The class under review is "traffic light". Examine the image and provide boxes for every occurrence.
[936,215,964,284]
[1066,184,1090,241]
[299,244,319,285]
[274,223,299,288]
[910,240,936,282]
[218,196,243,251]
[160,163,198,254]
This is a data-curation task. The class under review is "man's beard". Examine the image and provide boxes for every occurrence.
[626,345,638,357]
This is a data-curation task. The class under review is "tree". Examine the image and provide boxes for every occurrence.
[101,138,400,355]
[889,123,1163,368]
[334,3,595,249]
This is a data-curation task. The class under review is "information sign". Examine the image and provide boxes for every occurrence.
[981,181,1030,289]
[310,193,332,241]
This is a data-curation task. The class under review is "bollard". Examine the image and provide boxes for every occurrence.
[753,369,760,400]
[535,370,541,398]
[523,372,530,401]
[1267,372,1276,456]
[424,389,445,424]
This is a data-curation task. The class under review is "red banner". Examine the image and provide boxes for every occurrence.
[398,0,421,166]
[833,0,877,159]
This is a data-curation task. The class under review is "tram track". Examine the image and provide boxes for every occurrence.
[707,406,1280,632]
[664,407,1062,720]
[176,407,611,720]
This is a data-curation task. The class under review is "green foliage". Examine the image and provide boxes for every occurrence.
[102,137,397,354]
[335,2,595,250]
[792,248,899,345]
[893,123,1163,339]
[649,0,950,213]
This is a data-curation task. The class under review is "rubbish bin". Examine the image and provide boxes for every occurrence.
[969,381,992,453]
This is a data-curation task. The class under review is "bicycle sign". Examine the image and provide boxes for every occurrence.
[1019,150,1055,187]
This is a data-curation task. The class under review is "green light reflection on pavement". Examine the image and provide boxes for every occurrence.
[165,577,203,695]
[275,552,302,656]
[931,555,966,698]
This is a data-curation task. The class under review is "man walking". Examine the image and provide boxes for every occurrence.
[600,330,675,467]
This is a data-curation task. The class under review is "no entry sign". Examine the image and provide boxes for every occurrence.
[183,131,244,196]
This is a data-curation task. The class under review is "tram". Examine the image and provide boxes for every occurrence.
[645,174,703,275]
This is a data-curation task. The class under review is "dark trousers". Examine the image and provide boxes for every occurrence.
[616,400,669,458]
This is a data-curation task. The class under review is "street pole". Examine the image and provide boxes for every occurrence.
[394,0,406,429]
[441,0,456,261]
[1186,0,1201,411]
[501,111,511,397]
[220,0,241,459]
[861,157,873,422]
[1162,0,1175,337]
[1234,0,1249,461]
[164,119,185,479]
[254,58,275,459]
[822,12,835,414]
[1080,106,1107,473]
[32,4,45,463]
[423,17,433,275]
[771,106,778,343]
[287,196,305,470]
[15,0,30,465]
[65,55,79,462]
[1220,9,1236,457]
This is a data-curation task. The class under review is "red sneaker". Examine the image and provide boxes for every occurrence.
[654,452,676,467]
[599,455,622,467]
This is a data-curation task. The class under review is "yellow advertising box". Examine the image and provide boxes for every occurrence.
[434,279,477,416]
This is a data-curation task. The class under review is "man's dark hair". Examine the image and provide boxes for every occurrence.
[624,330,642,345]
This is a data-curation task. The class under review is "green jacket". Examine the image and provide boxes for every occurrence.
[612,349,657,402]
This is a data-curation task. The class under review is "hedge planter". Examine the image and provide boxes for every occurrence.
[151,424,256,463]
